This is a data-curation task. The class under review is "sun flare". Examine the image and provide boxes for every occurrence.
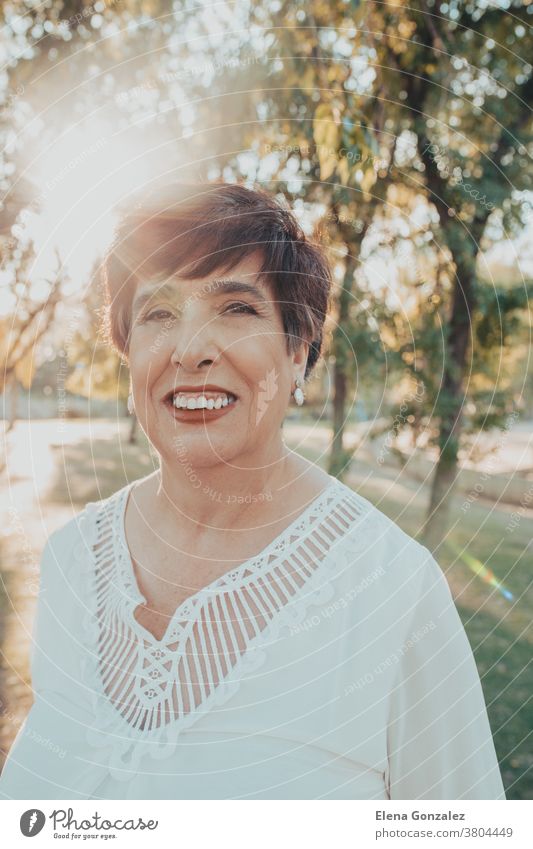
[26,116,160,296]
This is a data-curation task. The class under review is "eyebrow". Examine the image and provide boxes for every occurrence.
[131,279,270,317]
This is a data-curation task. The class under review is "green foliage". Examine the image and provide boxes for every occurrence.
[241,0,533,489]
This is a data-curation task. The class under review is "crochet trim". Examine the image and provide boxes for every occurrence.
[75,478,373,781]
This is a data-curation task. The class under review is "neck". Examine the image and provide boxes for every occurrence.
[154,436,294,530]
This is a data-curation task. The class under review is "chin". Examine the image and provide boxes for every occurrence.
[161,432,244,470]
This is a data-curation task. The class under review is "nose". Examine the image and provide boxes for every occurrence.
[169,312,221,370]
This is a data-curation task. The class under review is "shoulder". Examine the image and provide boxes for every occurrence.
[333,481,457,644]
[42,481,133,578]
[334,477,429,557]
[333,478,446,596]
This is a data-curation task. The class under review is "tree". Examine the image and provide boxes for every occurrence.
[242,0,533,549]
[367,1,533,550]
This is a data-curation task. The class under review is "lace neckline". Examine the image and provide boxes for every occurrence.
[117,475,342,646]
[78,474,373,778]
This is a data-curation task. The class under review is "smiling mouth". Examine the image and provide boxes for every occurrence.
[163,390,238,414]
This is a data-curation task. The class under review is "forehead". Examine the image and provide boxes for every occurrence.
[131,256,274,312]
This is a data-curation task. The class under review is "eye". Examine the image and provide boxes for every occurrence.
[143,309,176,322]
[223,302,258,316]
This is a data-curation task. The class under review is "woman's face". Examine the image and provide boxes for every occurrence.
[127,251,308,471]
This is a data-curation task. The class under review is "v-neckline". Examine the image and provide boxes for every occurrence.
[84,473,371,761]
[116,474,342,646]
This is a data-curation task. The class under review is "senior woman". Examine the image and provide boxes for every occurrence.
[0,183,504,801]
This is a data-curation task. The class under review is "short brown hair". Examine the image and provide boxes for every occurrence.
[103,182,332,380]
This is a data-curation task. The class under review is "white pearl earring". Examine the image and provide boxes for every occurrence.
[127,392,135,415]
[293,377,305,406]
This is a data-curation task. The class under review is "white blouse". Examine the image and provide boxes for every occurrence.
[0,474,505,800]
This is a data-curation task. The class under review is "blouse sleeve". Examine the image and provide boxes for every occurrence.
[385,547,506,800]
[0,525,101,799]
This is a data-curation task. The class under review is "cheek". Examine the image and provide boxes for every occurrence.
[229,331,287,381]
[128,331,167,384]
[229,337,292,418]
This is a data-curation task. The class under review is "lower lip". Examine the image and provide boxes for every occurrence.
[164,398,238,423]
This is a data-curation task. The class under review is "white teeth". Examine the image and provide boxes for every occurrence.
[172,392,236,411]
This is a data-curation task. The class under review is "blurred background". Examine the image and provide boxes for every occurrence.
[0,0,531,798]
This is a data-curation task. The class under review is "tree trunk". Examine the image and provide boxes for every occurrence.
[329,364,348,478]
[128,413,138,444]
[328,254,358,480]
[7,378,18,432]
[422,407,464,553]
[422,249,474,552]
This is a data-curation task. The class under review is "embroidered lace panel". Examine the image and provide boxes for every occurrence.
[88,478,365,736]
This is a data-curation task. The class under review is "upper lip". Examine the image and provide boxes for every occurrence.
[163,385,237,401]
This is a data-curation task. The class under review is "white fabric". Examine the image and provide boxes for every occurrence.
[0,475,505,800]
